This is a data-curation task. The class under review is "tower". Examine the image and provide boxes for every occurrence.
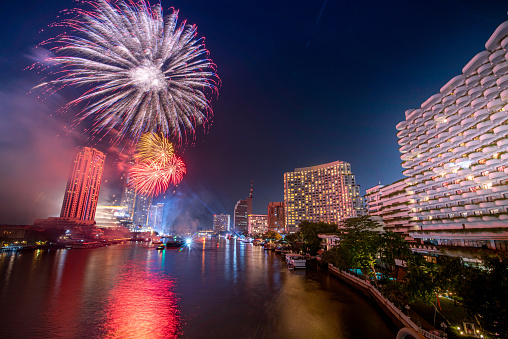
[60,147,105,221]
[233,182,253,233]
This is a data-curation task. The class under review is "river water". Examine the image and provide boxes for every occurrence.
[0,238,396,338]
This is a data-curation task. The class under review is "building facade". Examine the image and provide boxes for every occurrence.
[213,213,230,233]
[60,147,105,221]
[267,202,285,233]
[148,203,165,233]
[365,179,414,237]
[120,173,137,222]
[95,205,126,228]
[233,183,253,233]
[284,160,365,233]
[133,194,153,229]
[396,20,508,251]
[248,214,268,235]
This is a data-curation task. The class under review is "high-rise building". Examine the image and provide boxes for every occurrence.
[365,179,413,237]
[284,160,365,233]
[119,171,153,230]
[95,205,126,228]
[120,173,137,222]
[267,202,285,233]
[248,214,268,235]
[396,20,508,251]
[213,213,230,233]
[60,147,105,221]
[133,194,152,228]
[148,203,165,233]
[234,182,253,233]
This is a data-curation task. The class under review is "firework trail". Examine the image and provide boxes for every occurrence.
[128,132,186,196]
[36,0,219,143]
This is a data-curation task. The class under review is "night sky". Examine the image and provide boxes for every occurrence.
[0,0,507,228]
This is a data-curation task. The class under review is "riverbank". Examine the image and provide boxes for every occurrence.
[327,264,443,339]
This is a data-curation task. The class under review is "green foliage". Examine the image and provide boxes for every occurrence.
[298,220,338,255]
[458,253,508,338]
[263,231,281,241]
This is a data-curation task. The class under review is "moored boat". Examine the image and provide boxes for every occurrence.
[285,253,307,269]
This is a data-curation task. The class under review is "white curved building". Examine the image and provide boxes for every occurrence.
[397,21,508,251]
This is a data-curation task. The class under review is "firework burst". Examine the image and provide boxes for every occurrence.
[135,132,174,164]
[36,0,219,143]
[128,132,186,196]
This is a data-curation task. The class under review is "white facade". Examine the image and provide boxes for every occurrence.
[365,179,413,236]
[95,205,126,228]
[284,160,366,233]
[396,20,508,251]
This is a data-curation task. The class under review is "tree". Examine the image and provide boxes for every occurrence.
[458,253,508,338]
[263,231,281,241]
[298,220,338,255]
[338,216,383,281]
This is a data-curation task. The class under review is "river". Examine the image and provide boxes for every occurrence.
[0,238,396,338]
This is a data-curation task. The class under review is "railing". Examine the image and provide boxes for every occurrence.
[328,265,443,339]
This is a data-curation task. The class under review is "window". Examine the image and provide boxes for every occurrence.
[497,166,506,172]
[482,183,492,190]
[481,171,489,177]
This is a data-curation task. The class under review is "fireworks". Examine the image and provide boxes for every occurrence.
[37,0,219,142]
[135,132,174,164]
[128,133,186,196]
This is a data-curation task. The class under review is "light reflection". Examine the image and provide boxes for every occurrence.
[103,267,180,338]
[52,249,68,297]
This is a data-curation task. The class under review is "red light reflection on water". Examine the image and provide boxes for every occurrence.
[104,267,180,338]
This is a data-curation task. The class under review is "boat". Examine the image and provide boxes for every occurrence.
[156,245,165,250]
[285,253,307,269]
[166,240,185,248]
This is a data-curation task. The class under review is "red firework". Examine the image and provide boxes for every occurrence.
[128,155,186,197]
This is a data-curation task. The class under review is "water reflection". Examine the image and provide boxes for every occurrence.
[0,241,396,339]
[103,266,179,338]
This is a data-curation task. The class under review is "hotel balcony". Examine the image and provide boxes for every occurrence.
[478,64,493,77]
[493,124,508,134]
[494,65,508,79]
[484,86,500,100]
[491,110,507,122]
[487,98,504,111]
[492,185,507,193]
[472,97,487,108]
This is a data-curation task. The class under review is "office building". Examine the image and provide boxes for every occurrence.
[267,202,285,233]
[248,214,268,235]
[133,194,152,228]
[213,213,230,233]
[148,203,165,233]
[95,205,126,228]
[234,182,253,233]
[284,160,365,233]
[60,147,105,221]
[396,20,508,251]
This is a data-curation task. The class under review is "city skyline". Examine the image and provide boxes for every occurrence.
[0,1,507,227]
